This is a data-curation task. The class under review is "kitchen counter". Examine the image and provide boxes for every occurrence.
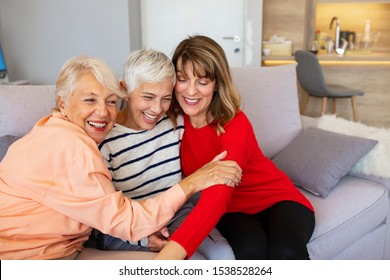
[262,51,390,66]
[317,51,390,63]
[262,50,390,128]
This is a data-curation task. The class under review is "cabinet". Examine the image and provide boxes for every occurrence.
[262,0,316,57]
[318,0,389,2]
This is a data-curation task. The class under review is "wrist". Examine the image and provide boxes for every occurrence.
[178,177,196,198]
[154,241,187,260]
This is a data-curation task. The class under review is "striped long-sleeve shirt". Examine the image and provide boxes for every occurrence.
[99,115,184,200]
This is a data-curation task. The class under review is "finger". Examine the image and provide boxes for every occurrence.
[228,161,243,175]
[225,171,242,186]
[216,172,238,187]
[218,164,242,183]
[222,177,237,188]
[211,150,227,162]
[160,227,170,239]
[226,179,237,187]
[217,160,243,175]
[148,236,168,252]
[225,176,239,187]
[228,166,243,183]
[149,243,167,252]
[153,239,168,249]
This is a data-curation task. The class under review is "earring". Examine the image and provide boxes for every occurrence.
[61,111,65,115]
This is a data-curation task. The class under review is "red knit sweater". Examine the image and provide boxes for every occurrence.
[170,111,314,257]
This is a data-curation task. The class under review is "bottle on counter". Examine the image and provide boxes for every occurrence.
[363,20,371,48]
[309,40,320,55]
[308,30,321,55]
[326,40,334,54]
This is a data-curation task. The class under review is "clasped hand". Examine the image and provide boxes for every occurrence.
[148,226,170,252]
[185,150,242,191]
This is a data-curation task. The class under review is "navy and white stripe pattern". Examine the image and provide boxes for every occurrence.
[99,115,184,200]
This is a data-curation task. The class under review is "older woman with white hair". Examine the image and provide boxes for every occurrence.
[0,55,242,260]
[94,49,235,260]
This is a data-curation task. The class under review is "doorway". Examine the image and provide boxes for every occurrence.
[139,0,262,67]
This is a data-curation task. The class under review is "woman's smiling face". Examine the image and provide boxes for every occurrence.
[174,59,216,126]
[59,72,118,144]
[126,79,173,130]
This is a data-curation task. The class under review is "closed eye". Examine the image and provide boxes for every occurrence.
[84,98,96,103]
[107,100,117,106]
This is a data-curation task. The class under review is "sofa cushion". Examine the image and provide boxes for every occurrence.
[302,176,389,259]
[0,85,56,137]
[231,64,302,158]
[272,127,378,197]
[317,114,390,179]
[0,135,20,161]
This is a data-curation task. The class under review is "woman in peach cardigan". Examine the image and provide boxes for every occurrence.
[0,55,242,260]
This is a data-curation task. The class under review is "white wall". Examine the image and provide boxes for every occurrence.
[141,0,262,67]
[0,0,262,84]
[246,0,263,66]
[0,0,131,84]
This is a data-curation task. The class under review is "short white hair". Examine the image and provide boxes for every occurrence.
[123,49,175,95]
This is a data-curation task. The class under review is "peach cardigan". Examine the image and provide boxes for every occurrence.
[0,114,185,259]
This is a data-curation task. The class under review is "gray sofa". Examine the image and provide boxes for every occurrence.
[1,64,389,259]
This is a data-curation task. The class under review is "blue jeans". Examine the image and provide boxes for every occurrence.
[90,201,235,259]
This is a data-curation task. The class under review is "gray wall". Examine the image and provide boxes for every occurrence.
[0,0,132,84]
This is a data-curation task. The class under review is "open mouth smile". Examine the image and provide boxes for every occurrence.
[88,121,107,129]
[143,112,158,122]
[184,97,200,105]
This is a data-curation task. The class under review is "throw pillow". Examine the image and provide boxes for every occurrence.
[272,126,378,197]
[0,135,20,161]
[317,115,390,178]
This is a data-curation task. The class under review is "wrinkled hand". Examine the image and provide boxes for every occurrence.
[148,227,170,252]
[181,151,243,194]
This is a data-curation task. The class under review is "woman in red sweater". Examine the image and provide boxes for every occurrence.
[157,35,315,260]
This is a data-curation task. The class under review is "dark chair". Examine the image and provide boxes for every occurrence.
[294,50,364,122]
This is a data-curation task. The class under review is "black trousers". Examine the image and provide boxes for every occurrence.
[216,201,315,260]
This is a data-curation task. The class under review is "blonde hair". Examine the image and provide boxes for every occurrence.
[55,55,124,107]
[170,35,241,133]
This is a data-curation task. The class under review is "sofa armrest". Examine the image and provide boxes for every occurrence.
[350,173,390,192]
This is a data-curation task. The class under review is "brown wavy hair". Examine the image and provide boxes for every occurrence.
[170,35,241,133]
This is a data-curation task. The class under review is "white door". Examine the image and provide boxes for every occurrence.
[141,0,245,67]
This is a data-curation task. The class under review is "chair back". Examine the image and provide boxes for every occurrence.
[294,50,328,97]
